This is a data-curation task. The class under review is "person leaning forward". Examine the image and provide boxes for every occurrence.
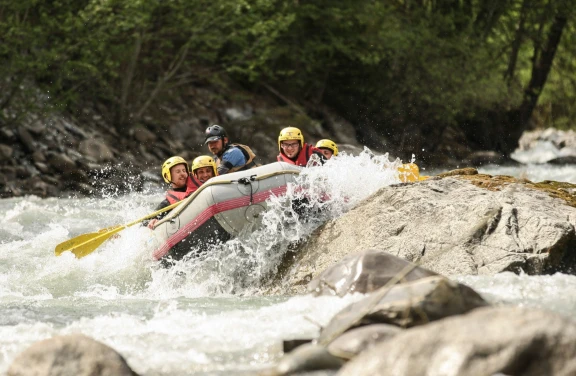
[277,127,325,166]
[315,139,339,160]
[204,125,259,175]
[146,156,196,229]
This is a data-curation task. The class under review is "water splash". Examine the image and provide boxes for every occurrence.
[145,149,405,297]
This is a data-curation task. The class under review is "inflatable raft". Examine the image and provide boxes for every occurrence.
[151,162,301,261]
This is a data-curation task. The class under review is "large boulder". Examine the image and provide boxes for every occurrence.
[308,250,438,297]
[338,306,576,376]
[7,334,138,376]
[279,173,576,291]
[318,276,487,344]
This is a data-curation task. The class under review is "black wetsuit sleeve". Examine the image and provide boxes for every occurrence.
[142,199,171,226]
[217,161,234,175]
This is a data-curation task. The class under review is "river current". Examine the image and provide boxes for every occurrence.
[1,152,576,375]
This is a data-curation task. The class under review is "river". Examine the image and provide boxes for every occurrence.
[1,153,576,375]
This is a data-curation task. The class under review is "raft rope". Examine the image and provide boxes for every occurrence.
[235,174,257,205]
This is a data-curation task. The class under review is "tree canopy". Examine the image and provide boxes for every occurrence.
[0,0,574,156]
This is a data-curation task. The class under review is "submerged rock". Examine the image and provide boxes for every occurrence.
[7,334,138,376]
[262,343,344,376]
[307,250,437,297]
[279,173,576,292]
[338,306,576,376]
[318,276,487,344]
[327,324,402,360]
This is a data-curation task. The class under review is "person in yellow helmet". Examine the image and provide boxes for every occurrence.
[147,156,195,229]
[315,139,339,160]
[277,127,324,166]
[190,155,217,184]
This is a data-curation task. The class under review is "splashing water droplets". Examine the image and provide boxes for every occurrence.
[147,149,405,296]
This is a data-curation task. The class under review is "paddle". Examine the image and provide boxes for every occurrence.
[54,201,181,259]
[398,163,420,182]
[52,173,276,259]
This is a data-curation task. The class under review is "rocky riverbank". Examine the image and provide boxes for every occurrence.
[0,83,364,199]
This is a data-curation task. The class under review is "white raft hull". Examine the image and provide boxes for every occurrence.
[151,162,301,261]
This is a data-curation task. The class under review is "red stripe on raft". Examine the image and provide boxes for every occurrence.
[152,185,288,260]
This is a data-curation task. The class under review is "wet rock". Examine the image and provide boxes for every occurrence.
[327,324,402,360]
[225,107,253,121]
[0,144,13,161]
[1,166,16,181]
[0,127,16,141]
[15,165,32,179]
[7,334,138,376]
[17,126,36,152]
[133,126,157,144]
[437,167,478,177]
[308,251,437,297]
[318,276,487,344]
[338,306,576,376]
[263,344,344,376]
[78,139,114,163]
[41,174,62,187]
[32,150,46,163]
[47,152,77,173]
[34,162,51,174]
[30,177,56,197]
[279,176,576,287]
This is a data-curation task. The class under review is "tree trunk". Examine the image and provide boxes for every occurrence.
[503,15,567,153]
[504,0,530,83]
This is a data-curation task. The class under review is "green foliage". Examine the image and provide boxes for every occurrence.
[0,0,574,145]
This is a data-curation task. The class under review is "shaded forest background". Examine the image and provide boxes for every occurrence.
[1,0,574,162]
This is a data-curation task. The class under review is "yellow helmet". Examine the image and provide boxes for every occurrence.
[315,139,339,156]
[278,127,304,151]
[161,156,188,184]
[191,155,218,177]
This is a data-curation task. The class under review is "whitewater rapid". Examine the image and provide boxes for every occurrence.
[1,152,576,375]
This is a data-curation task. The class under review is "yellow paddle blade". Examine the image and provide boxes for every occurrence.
[398,163,420,182]
[55,226,123,258]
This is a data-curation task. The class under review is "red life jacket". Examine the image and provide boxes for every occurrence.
[165,176,203,204]
[277,143,323,167]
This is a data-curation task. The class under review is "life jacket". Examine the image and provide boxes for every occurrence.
[165,176,203,204]
[215,143,259,173]
[277,143,323,167]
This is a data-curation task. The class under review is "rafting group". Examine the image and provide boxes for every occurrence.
[146,125,340,229]
[55,125,422,261]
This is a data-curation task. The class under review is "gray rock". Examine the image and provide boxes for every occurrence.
[34,162,51,174]
[263,344,344,376]
[32,150,46,163]
[78,139,114,163]
[17,126,35,152]
[280,177,576,291]
[338,306,576,376]
[47,152,77,173]
[7,334,138,376]
[308,251,437,297]
[133,126,157,144]
[327,324,402,360]
[318,276,487,344]
[0,144,13,160]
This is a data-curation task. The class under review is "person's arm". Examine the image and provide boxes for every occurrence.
[143,199,171,228]
[217,148,247,174]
